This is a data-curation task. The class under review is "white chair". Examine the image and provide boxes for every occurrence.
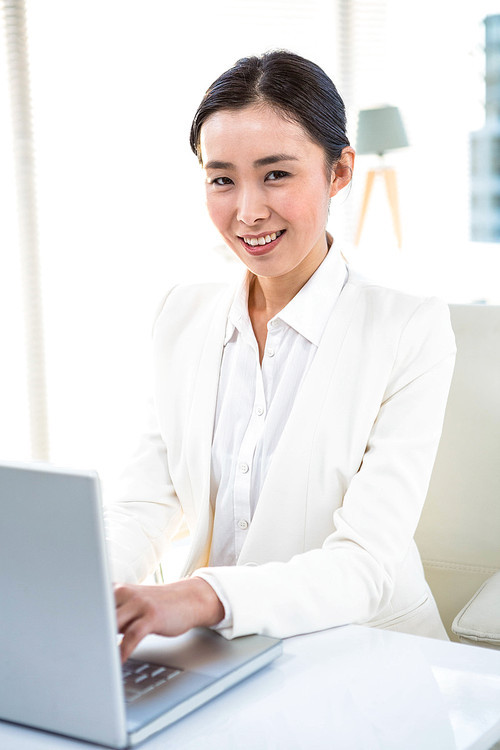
[415,304,500,646]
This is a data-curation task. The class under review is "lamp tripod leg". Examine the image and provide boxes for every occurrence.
[383,168,403,248]
[355,169,376,245]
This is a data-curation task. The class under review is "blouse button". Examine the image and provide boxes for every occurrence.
[266,347,275,358]
[238,519,249,530]
[240,463,249,474]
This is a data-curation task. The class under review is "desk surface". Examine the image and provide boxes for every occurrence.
[2,625,500,750]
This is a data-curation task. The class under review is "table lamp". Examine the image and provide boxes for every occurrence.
[354,105,409,247]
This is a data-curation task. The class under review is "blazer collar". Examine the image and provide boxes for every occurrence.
[224,243,348,348]
[278,245,348,346]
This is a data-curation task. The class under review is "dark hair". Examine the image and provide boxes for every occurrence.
[189,50,350,173]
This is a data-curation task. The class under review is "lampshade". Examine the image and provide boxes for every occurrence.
[356,106,409,156]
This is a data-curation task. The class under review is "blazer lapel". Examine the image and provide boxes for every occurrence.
[181,285,234,574]
[238,280,362,564]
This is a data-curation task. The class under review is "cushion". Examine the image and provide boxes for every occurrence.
[452,570,500,648]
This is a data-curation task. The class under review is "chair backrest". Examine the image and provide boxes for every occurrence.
[415,304,500,639]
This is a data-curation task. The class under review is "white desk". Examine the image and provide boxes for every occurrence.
[2,625,500,750]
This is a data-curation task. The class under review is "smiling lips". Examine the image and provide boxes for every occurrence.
[239,229,285,255]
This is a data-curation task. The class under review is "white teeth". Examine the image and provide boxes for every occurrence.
[243,230,283,246]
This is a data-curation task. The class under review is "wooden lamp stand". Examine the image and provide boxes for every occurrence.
[355,165,402,248]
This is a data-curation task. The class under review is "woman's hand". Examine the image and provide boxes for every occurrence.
[114,577,225,663]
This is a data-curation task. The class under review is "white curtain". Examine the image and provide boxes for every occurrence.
[1,0,49,460]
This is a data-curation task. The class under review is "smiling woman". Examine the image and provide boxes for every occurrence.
[201,106,349,292]
[104,51,456,663]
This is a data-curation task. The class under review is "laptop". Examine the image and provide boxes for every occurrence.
[0,461,282,748]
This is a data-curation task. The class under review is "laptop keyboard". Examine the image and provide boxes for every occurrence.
[122,658,183,704]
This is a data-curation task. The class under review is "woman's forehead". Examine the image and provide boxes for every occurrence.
[200,105,318,166]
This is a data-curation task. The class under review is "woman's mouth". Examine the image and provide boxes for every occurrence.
[238,230,285,255]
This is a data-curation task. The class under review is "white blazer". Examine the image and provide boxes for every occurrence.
[105,250,456,640]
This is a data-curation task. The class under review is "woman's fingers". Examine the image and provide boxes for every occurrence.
[115,584,147,632]
[114,585,149,662]
[119,613,151,663]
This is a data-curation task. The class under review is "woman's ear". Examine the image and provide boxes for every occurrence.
[330,147,355,197]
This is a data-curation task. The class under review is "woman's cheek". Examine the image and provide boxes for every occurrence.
[206,195,231,233]
[205,200,223,231]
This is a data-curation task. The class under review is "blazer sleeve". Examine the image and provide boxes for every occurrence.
[103,397,184,583]
[194,297,456,639]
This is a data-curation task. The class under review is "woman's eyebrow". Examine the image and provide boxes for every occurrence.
[253,154,298,167]
[205,160,233,170]
[204,154,298,171]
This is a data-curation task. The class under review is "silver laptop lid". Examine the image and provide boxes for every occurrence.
[0,461,128,748]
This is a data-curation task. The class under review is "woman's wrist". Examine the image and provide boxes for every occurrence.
[189,576,225,627]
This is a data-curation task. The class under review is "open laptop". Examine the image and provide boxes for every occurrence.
[0,461,282,748]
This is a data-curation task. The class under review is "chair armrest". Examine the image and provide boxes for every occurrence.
[452,570,500,648]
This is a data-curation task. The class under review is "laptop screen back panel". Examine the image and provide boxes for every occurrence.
[0,463,128,748]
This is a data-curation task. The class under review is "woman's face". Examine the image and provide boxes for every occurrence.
[200,103,344,282]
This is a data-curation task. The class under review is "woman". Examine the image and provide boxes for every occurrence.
[106,51,456,663]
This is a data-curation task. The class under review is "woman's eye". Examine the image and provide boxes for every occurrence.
[265,170,289,181]
[211,176,233,186]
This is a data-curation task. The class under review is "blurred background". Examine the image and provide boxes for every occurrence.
[1,0,499,498]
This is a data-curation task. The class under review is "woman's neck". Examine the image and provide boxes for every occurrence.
[247,235,331,364]
[248,236,331,321]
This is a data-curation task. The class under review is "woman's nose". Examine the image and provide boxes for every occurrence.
[236,185,269,226]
